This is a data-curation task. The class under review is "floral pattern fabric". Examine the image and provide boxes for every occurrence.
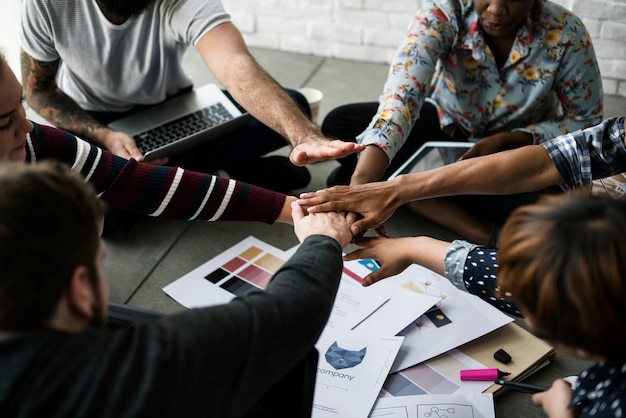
[358,0,603,162]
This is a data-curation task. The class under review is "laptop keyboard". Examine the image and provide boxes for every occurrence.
[133,102,234,154]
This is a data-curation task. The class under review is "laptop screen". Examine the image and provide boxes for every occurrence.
[388,141,473,179]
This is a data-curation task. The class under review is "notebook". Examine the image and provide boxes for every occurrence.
[108,83,252,161]
[106,302,317,418]
[388,141,473,179]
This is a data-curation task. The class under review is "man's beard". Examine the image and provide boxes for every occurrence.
[96,0,157,20]
[91,298,107,328]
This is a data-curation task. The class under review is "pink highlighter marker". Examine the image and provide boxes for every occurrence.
[459,368,511,381]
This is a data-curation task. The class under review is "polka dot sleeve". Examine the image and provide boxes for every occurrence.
[444,240,521,317]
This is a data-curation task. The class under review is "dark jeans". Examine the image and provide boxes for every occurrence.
[321,101,561,224]
[89,86,311,173]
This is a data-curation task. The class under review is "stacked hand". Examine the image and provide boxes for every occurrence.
[297,181,400,237]
[291,201,356,249]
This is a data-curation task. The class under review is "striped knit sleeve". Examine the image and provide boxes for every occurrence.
[26,123,286,224]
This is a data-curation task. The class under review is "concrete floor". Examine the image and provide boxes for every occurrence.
[97,46,626,417]
[1,1,623,413]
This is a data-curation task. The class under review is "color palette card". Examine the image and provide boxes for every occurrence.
[163,236,288,308]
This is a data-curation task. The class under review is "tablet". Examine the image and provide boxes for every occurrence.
[388,141,473,179]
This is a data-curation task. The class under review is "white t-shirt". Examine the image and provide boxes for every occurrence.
[21,0,230,112]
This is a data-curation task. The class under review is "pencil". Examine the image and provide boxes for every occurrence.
[494,379,548,394]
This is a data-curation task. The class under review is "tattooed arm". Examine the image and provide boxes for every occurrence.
[20,48,147,162]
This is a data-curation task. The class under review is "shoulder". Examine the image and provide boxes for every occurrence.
[573,360,626,415]
[537,1,588,34]
[23,0,84,17]
[160,0,226,17]
[28,122,79,158]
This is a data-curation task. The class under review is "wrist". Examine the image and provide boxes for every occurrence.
[351,145,388,184]
[392,176,414,207]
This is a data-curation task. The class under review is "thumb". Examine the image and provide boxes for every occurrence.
[289,148,308,166]
[350,219,364,236]
[291,201,305,222]
[362,270,386,286]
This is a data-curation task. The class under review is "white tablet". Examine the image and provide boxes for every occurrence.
[388,141,473,179]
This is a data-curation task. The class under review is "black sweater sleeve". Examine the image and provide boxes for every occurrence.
[137,234,344,417]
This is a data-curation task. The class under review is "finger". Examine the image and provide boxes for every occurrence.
[351,235,375,246]
[345,211,358,224]
[290,201,305,222]
[362,270,386,286]
[349,143,367,151]
[306,202,345,213]
[350,224,365,239]
[375,225,389,238]
[145,157,168,166]
[130,151,144,161]
[296,193,326,205]
[343,248,369,262]
[351,217,376,236]
[289,148,308,167]
[298,191,314,199]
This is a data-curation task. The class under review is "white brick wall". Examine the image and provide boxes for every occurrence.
[223,0,626,98]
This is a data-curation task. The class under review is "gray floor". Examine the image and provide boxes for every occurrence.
[103,47,626,417]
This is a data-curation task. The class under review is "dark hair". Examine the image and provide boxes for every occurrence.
[0,161,106,330]
[498,192,626,360]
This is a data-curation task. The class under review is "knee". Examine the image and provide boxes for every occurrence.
[321,105,355,141]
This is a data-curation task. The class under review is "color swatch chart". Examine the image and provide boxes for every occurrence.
[203,244,285,297]
[163,236,290,308]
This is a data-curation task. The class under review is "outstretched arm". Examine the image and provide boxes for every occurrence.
[299,145,561,236]
[196,23,365,166]
[30,123,290,224]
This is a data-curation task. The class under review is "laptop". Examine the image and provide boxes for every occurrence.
[108,83,253,161]
[106,302,317,418]
[388,141,473,179]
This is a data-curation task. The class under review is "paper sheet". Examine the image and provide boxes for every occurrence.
[369,393,495,418]
[380,349,493,397]
[380,263,512,372]
[163,237,438,337]
[313,328,404,418]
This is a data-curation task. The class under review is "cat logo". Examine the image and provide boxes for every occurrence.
[325,341,367,370]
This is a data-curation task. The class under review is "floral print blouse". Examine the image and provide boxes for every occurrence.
[358,0,604,162]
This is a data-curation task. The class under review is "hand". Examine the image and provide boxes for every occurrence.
[531,379,575,418]
[297,181,400,236]
[460,132,533,160]
[289,135,366,166]
[291,201,356,248]
[103,131,169,165]
[102,130,143,160]
[344,236,417,286]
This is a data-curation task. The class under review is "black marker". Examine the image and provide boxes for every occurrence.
[494,379,549,394]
